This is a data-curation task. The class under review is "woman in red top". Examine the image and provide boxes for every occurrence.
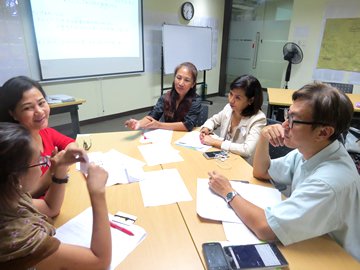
[0,76,77,197]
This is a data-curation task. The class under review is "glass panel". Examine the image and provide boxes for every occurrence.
[225,0,293,92]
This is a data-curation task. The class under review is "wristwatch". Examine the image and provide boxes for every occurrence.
[52,175,69,184]
[225,191,238,204]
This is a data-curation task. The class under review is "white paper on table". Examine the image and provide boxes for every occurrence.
[105,149,146,182]
[174,130,212,152]
[139,168,192,207]
[76,149,145,186]
[139,129,173,144]
[55,207,147,270]
[196,178,282,223]
[222,221,262,244]
[137,143,183,166]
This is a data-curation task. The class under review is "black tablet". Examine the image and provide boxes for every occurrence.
[223,243,288,269]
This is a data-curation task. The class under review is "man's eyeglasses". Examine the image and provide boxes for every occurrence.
[28,156,51,169]
[284,108,328,129]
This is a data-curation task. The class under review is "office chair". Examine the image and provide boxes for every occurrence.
[196,104,209,127]
[266,118,293,195]
[345,127,360,174]
[323,82,353,94]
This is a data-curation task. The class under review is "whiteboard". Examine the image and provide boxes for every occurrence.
[162,24,212,74]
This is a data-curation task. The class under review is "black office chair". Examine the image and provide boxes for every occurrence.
[266,118,293,195]
[323,82,353,94]
[196,104,209,127]
[345,127,360,174]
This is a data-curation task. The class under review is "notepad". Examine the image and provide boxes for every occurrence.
[55,207,147,269]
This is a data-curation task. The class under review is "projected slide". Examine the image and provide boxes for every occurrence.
[30,0,144,79]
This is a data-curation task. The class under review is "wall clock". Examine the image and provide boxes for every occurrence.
[181,2,194,21]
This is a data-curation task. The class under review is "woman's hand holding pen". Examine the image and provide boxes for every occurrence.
[200,127,214,144]
[200,128,221,147]
[200,134,218,146]
[200,127,210,140]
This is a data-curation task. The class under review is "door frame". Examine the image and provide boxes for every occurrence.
[219,0,233,96]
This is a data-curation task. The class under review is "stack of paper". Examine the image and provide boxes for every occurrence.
[55,207,147,270]
[174,130,212,152]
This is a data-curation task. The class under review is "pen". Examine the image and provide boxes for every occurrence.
[115,214,136,222]
[231,180,250,184]
[110,221,134,236]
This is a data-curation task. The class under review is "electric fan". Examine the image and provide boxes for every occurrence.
[283,42,303,89]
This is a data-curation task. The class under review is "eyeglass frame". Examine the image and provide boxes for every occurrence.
[284,108,329,129]
[83,138,92,151]
[27,156,51,169]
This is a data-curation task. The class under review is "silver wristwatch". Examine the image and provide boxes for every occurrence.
[225,191,238,204]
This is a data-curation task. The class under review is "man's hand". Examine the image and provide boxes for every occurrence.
[208,170,233,198]
[261,124,285,147]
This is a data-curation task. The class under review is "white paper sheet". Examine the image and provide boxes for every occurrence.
[55,207,147,270]
[196,178,282,223]
[139,168,192,206]
[137,143,183,166]
[139,129,173,144]
[222,221,262,244]
[76,149,146,186]
[174,130,212,152]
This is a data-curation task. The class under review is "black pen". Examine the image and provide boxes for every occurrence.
[231,180,250,184]
[115,214,136,222]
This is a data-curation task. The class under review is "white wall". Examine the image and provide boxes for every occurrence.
[42,0,225,121]
[286,0,360,92]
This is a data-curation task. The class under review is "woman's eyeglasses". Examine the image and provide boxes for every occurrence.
[28,156,51,169]
[83,138,92,151]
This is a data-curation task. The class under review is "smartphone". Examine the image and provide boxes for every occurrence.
[203,150,227,159]
[223,243,288,269]
[202,242,230,270]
